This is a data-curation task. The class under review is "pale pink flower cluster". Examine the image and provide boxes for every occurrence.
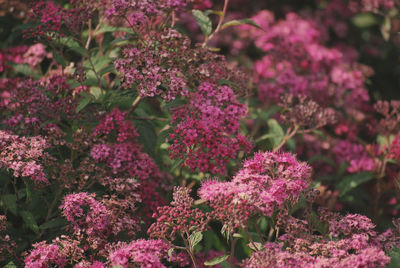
[0,130,48,182]
[199,151,311,229]
[109,239,184,268]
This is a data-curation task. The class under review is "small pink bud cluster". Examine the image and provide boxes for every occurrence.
[199,151,311,230]
[0,130,48,182]
[93,108,138,142]
[148,187,210,240]
[169,82,252,174]
[29,1,92,39]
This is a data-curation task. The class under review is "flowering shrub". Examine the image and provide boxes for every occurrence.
[1,0,400,267]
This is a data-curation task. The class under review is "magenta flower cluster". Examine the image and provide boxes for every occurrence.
[169,82,252,174]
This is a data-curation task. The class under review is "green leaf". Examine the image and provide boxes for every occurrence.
[170,159,184,173]
[248,242,264,251]
[99,64,115,77]
[133,120,157,157]
[94,25,133,36]
[387,247,400,268]
[192,10,213,37]
[12,64,40,79]
[20,210,39,234]
[53,51,66,67]
[204,10,224,17]
[3,261,17,268]
[204,254,229,266]
[221,19,262,31]
[2,194,17,215]
[39,218,68,230]
[189,231,203,249]
[337,172,374,197]
[352,13,378,28]
[76,94,92,113]
[267,119,284,148]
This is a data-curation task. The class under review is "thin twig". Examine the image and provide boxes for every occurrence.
[202,0,230,47]
[132,116,169,122]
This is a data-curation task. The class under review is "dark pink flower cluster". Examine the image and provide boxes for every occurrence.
[333,140,376,173]
[388,135,400,160]
[0,45,27,72]
[93,108,138,142]
[0,130,48,182]
[109,239,187,268]
[29,0,92,39]
[60,192,111,238]
[114,30,189,101]
[199,151,311,230]
[148,187,210,240]
[90,107,167,220]
[249,11,371,109]
[1,76,80,136]
[106,0,191,23]
[169,82,252,174]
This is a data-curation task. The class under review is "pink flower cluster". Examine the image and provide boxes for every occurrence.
[91,107,166,220]
[333,140,376,173]
[250,11,371,109]
[106,0,191,23]
[199,151,311,230]
[24,241,67,268]
[29,1,92,39]
[0,130,48,182]
[114,30,188,101]
[388,135,400,160]
[93,108,138,142]
[169,82,252,174]
[60,192,111,238]
[109,239,186,267]
[243,213,390,267]
[0,45,27,72]
[148,187,210,240]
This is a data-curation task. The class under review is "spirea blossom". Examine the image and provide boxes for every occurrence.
[93,107,138,142]
[168,82,252,175]
[199,151,311,230]
[108,239,183,268]
[333,140,376,173]
[114,29,189,101]
[60,192,111,237]
[148,187,210,240]
[0,130,48,182]
[250,11,371,109]
[25,241,67,268]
